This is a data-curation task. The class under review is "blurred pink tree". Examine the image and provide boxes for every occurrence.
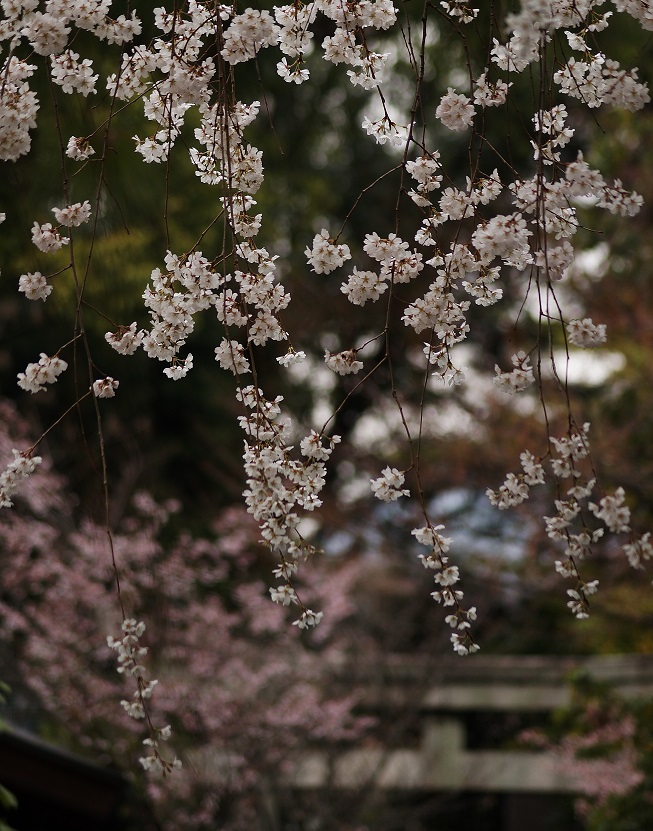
[0,398,374,828]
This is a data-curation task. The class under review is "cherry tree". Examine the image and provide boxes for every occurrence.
[0,397,377,828]
[1,0,653,786]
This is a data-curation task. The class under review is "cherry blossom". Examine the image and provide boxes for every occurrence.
[92,377,119,398]
[52,200,92,226]
[370,467,410,502]
[18,271,52,301]
[493,352,535,394]
[305,229,351,274]
[0,0,652,687]
[0,448,42,508]
[567,318,607,348]
[17,353,67,393]
[31,221,68,252]
[436,88,475,131]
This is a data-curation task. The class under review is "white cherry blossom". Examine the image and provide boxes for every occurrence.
[18,271,52,301]
[436,88,475,131]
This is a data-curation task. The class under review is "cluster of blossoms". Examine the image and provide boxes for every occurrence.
[51,50,98,96]
[487,450,545,511]
[487,419,649,619]
[494,352,535,395]
[102,243,288,379]
[339,232,425,312]
[52,200,92,227]
[0,1,140,161]
[31,221,68,253]
[411,524,479,655]
[93,377,119,398]
[0,448,42,508]
[1,0,653,677]
[325,349,364,375]
[18,271,51,301]
[237,385,341,627]
[436,88,475,132]
[17,353,67,394]
[440,2,479,25]
[370,467,410,502]
[0,56,38,160]
[18,200,93,304]
[306,229,352,274]
[567,318,607,348]
[107,619,181,775]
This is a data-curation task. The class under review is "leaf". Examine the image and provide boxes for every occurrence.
[0,785,17,811]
